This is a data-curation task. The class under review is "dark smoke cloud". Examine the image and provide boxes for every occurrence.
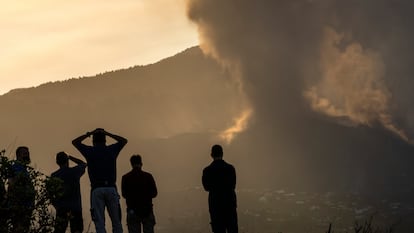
[187,0,414,142]
[187,0,414,190]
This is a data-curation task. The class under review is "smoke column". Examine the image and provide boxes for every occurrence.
[187,0,414,143]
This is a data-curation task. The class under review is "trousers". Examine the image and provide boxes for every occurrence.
[126,209,156,233]
[91,187,123,233]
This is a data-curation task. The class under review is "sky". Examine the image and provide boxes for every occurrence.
[0,0,198,95]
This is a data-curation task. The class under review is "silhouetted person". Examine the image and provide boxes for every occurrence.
[51,152,87,233]
[121,155,157,233]
[7,146,35,233]
[202,145,238,233]
[72,128,128,233]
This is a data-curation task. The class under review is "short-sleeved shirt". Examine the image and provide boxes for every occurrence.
[75,143,124,188]
[51,164,86,211]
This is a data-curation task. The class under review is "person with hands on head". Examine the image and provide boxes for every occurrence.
[51,151,87,233]
[72,128,127,233]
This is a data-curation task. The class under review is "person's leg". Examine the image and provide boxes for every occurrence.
[142,211,156,233]
[105,187,123,233]
[54,208,69,233]
[226,208,238,233]
[69,210,84,233]
[210,211,226,233]
[91,188,107,233]
[126,209,141,233]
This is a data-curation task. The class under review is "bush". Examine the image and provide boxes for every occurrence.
[0,152,61,233]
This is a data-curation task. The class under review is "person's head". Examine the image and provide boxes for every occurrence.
[92,128,106,146]
[56,151,69,167]
[16,146,30,164]
[211,144,223,159]
[130,154,142,169]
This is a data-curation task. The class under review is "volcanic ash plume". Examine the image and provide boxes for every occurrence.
[219,108,253,144]
[304,28,410,142]
[187,0,414,144]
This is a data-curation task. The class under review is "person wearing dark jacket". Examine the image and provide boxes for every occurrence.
[122,155,157,233]
[51,151,87,233]
[202,144,238,233]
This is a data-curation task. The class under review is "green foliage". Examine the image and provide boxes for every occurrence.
[0,154,62,233]
[45,176,64,206]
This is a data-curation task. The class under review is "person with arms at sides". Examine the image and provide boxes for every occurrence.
[51,151,87,233]
[72,128,127,233]
[7,146,36,233]
[122,155,157,233]
[202,144,238,233]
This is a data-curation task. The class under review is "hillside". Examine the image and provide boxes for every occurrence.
[0,46,243,142]
[0,46,246,201]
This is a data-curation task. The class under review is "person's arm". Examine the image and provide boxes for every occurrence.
[121,175,127,199]
[68,155,86,166]
[72,131,93,150]
[104,130,128,147]
[150,175,158,198]
[230,165,236,190]
[202,168,210,191]
[69,155,87,178]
